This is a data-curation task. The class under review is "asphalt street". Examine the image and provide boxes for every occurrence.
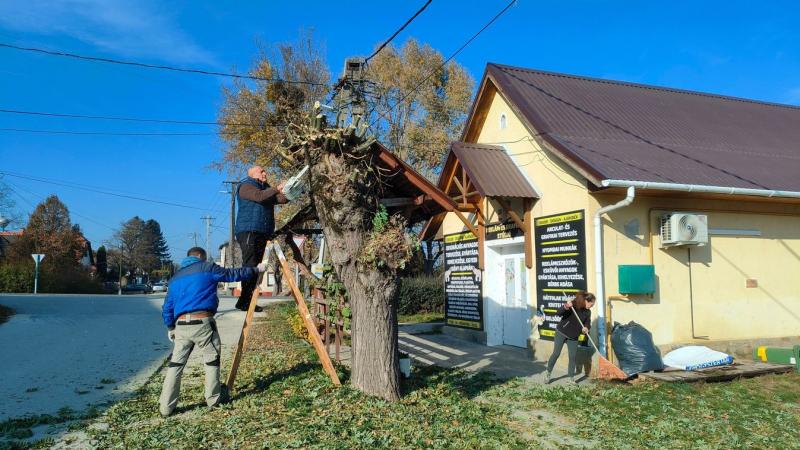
[0,294,249,421]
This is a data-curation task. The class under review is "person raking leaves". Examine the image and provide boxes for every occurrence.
[543,291,596,385]
[159,246,267,417]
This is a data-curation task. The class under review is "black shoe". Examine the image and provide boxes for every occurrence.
[253,305,263,313]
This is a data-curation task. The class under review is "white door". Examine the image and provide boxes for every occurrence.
[502,255,529,347]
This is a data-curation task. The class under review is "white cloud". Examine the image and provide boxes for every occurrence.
[0,0,215,65]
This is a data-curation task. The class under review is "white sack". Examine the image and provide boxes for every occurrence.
[662,345,734,371]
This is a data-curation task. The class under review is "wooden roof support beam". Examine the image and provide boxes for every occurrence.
[523,198,533,269]
[476,197,486,271]
[451,191,480,202]
[376,149,479,237]
[495,197,525,232]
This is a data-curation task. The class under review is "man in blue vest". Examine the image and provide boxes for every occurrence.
[234,165,288,311]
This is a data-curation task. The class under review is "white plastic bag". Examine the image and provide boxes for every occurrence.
[662,346,733,371]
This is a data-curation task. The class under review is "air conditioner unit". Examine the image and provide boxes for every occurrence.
[660,213,708,247]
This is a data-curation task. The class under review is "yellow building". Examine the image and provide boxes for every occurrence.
[424,63,800,363]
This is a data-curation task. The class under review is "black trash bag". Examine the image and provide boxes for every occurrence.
[611,321,664,377]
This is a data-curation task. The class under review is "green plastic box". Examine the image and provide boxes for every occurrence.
[754,345,800,372]
[618,265,656,295]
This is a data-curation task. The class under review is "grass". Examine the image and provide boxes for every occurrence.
[0,304,14,325]
[18,302,798,449]
[398,312,444,324]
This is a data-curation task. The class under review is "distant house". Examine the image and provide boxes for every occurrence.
[218,240,275,297]
[424,63,800,362]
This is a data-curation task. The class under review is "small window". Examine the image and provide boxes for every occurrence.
[499,113,507,129]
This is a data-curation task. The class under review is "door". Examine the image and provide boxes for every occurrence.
[502,255,529,347]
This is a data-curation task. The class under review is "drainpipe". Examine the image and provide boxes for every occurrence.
[594,186,635,357]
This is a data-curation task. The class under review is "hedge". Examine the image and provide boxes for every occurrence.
[397,275,444,315]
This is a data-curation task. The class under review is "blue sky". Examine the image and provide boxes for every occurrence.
[1,0,798,261]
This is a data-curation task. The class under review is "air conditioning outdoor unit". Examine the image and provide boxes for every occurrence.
[660,213,708,247]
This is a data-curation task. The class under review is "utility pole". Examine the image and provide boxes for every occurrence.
[223,180,239,268]
[201,215,215,261]
[118,244,123,295]
[188,232,200,247]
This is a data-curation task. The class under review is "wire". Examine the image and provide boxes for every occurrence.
[365,0,433,63]
[0,170,226,212]
[4,180,118,231]
[0,107,276,128]
[0,42,328,86]
[0,128,226,137]
[368,0,516,129]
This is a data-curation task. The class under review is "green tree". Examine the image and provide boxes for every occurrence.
[95,245,108,280]
[144,219,170,265]
[217,30,330,173]
[9,195,84,267]
[366,39,475,179]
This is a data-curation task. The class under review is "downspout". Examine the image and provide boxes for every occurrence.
[594,186,635,357]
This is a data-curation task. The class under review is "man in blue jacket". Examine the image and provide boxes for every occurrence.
[159,246,267,417]
[234,165,288,312]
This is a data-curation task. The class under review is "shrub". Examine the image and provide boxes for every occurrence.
[397,275,444,315]
[0,262,103,294]
[287,309,311,343]
[0,263,34,293]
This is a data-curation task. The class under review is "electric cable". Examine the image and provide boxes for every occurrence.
[0,42,328,86]
[364,0,433,63]
[0,107,278,128]
[0,170,226,212]
[368,0,516,129]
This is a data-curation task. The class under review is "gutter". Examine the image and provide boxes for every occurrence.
[600,179,800,199]
[594,186,635,357]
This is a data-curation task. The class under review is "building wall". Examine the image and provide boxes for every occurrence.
[440,85,800,356]
[597,194,800,345]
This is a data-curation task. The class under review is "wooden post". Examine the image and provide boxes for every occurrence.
[273,244,341,385]
[523,198,533,269]
[476,197,485,271]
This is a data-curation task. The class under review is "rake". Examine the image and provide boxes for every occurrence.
[569,305,627,380]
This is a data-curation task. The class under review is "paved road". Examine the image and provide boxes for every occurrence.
[0,294,250,421]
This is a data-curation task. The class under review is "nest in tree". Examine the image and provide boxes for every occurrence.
[358,216,414,272]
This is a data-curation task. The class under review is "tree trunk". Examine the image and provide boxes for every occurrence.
[309,151,402,401]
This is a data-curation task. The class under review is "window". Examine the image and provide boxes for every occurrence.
[499,113,507,129]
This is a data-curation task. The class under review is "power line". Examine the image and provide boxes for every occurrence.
[365,0,433,63]
[3,180,119,231]
[0,127,225,137]
[0,170,226,212]
[0,107,276,128]
[368,0,516,129]
[0,42,328,86]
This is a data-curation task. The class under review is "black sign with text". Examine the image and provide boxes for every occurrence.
[443,231,483,330]
[485,220,524,241]
[534,210,587,341]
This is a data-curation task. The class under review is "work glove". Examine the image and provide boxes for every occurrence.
[167,329,175,342]
[256,262,268,273]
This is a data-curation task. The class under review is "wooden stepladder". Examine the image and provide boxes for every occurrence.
[226,241,341,390]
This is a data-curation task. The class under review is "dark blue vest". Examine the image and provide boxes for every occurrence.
[235,177,275,236]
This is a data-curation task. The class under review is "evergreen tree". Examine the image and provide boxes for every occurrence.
[95,245,108,280]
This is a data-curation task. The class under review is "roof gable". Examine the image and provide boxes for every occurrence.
[474,63,800,192]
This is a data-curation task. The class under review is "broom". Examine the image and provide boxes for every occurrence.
[569,305,627,380]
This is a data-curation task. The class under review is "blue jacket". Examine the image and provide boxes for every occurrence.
[162,257,257,328]
[235,177,276,235]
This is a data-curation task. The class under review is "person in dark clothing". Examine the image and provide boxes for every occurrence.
[235,165,288,312]
[544,291,596,385]
[159,247,267,417]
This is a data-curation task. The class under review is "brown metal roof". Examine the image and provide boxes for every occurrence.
[448,142,538,198]
[485,63,800,192]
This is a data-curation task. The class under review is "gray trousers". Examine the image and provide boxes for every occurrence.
[159,317,222,416]
[546,331,579,378]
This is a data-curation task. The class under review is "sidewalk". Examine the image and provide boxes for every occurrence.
[329,323,590,386]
